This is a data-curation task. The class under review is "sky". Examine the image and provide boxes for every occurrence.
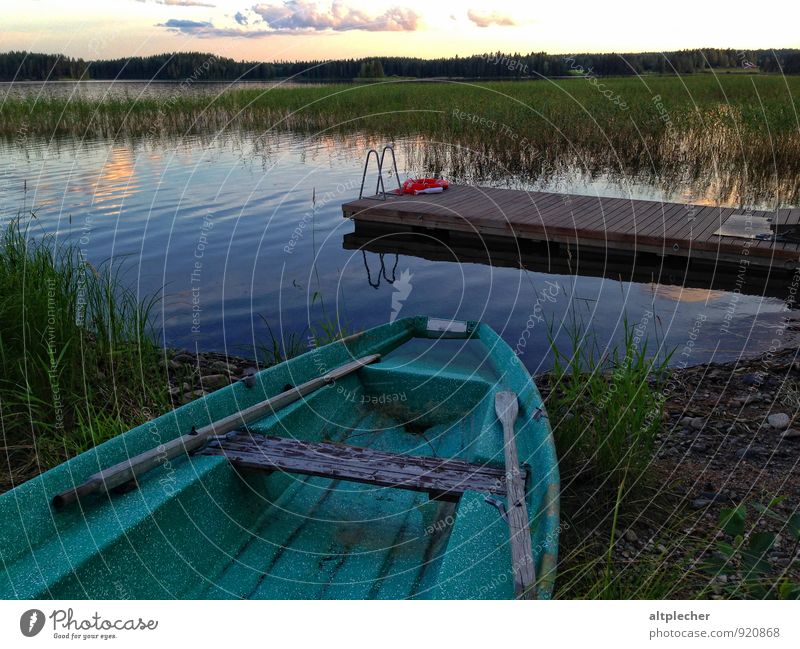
[0,0,798,61]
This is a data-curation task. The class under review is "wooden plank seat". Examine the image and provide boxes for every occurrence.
[200,431,514,501]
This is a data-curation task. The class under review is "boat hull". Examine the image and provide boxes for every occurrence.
[0,317,559,599]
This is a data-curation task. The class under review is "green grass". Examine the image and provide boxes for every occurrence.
[0,215,170,490]
[541,312,689,598]
[546,314,671,489]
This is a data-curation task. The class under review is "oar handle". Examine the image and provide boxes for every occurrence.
[52,353,380,508]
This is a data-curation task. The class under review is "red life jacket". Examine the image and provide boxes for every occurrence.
[396,178,449,195]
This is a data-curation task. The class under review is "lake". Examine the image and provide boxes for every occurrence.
[0,124,796,373]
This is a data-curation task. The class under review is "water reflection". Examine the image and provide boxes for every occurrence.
[0,130,797,371]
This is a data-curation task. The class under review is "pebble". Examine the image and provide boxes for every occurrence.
[782,428,800,439]
[768,413,791,429]
[735,447,760,459]
[624,529,638,543]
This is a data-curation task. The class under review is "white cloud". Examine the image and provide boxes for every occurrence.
[251,1,420,32]
[467,9,517,28]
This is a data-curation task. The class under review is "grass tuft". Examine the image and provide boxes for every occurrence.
[0,215,169,489]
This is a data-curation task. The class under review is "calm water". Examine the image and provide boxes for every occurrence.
[0,130,796,373]
[0,80,316,101]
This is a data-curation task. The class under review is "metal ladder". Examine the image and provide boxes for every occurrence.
[358,145,401,200]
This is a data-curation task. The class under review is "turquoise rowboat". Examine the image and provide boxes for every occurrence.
[0,317,559,599]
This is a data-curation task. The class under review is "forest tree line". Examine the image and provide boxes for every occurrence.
[2,48,800,82]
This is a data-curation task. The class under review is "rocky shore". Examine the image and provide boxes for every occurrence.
[606,346,800,596]
[163,349,259,405]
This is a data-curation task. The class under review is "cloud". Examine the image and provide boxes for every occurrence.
[157,1,420,39]
[158,18,274,37]
[467,9,517,28]
[251,1,420,32]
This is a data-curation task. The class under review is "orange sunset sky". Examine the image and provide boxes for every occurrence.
[1,0,797,61]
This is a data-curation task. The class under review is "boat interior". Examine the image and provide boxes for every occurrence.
[0,318,558,599]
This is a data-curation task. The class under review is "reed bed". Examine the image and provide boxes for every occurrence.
[0,216,169,490]
[3,75,798,205]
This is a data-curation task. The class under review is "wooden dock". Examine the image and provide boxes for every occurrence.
[342,186,800,270]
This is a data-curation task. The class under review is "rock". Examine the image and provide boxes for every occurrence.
[168,359,183,370]
[782,428,800,439]
[742,373,761,386]
[736,447,760,459]
[624,529,638,543]
[200,374,228,390]
[768,413,791,429]
[169,386,181,397]
[173,353,196,364]
[680,417,694,428]
[181,388,208,403]
[691,498,712,509]
[690,417,704,430]
[180,389,206,404]
[182,381,191,392]
[210,360,234,373]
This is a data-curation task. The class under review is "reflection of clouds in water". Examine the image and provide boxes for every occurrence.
[648,284,726,303]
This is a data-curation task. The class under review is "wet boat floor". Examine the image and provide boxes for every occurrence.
[199,411,467,599]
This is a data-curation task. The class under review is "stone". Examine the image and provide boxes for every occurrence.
[781,428,800,440]
[690,417,704,430]
[210,360,234,373]
[768,413,791,429]
[200,374,228,390]
[691,498,712,509]
[624,529,638,543]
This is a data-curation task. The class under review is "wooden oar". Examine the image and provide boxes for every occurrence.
[52,354,381,508]
[494,390,537,600]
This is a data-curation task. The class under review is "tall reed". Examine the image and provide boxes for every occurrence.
[0,216,168,488]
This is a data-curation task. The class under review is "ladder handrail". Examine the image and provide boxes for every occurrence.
[358,145,401,200]
[377,145,401,196]
[358,148,385,200]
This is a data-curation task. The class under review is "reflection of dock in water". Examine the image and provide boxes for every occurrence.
[343,222,794,301]
[342,186,800,271]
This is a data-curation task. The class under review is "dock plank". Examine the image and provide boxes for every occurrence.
[342,186,800,268]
